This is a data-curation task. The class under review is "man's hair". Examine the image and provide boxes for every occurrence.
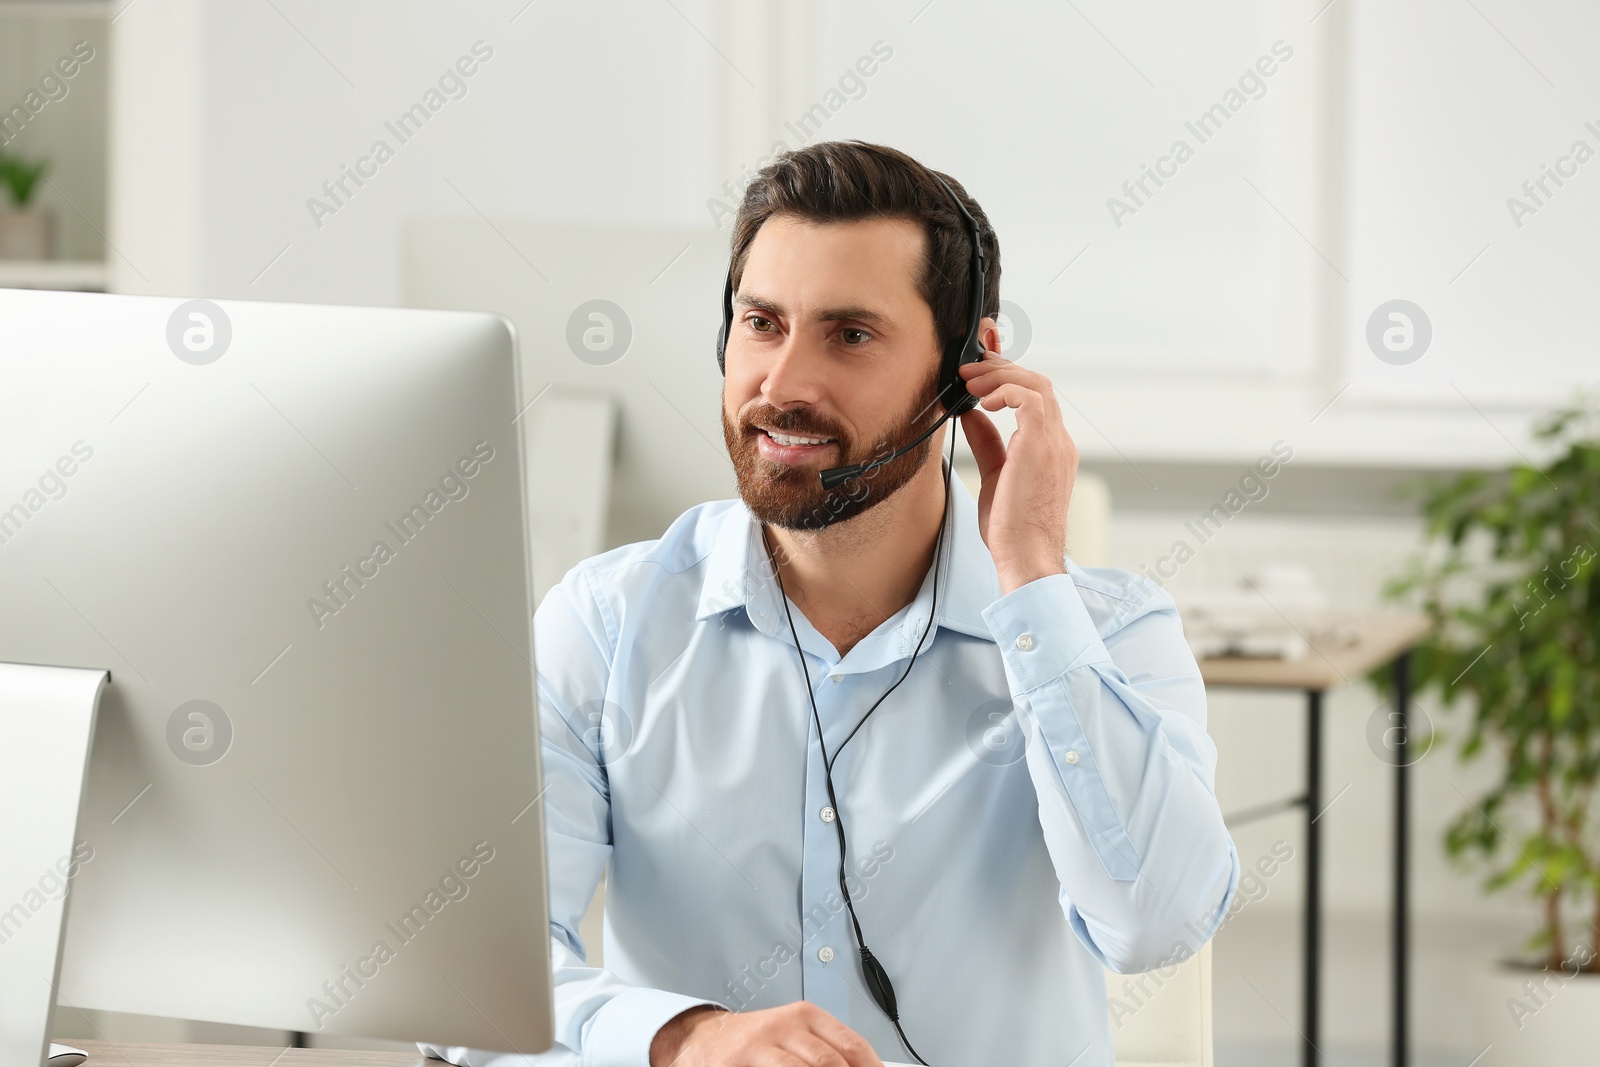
[728,140,1001,366]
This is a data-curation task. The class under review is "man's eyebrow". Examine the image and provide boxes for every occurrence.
[733,291,892,329]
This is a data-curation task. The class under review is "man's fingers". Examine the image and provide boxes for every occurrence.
[959,358,1051,397]
[959,405,1006,480]
[979,381,1046,415]
[671,1002,882,1067]
[750,1051,810,1067]
[804,1011,885,1067]
[964,370,1061,423]
[781,1031,853,1067]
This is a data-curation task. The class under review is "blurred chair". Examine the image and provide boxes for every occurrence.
[1106,944,1214,1067]
[525,390,616,604]
[955,463,1112,568]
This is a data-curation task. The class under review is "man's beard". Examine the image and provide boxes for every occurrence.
[721,368,945,531]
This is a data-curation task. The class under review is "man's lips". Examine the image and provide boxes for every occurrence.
[751,426,837,465]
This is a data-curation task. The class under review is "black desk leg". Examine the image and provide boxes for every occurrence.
[1393,651,1412,1067]
[1304,688,1323,1067]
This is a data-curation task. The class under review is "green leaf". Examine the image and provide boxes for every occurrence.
[0,154,49,207]
[1383,393,1600,955]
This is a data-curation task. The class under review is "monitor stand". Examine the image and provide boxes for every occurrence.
[0,662,109,1067]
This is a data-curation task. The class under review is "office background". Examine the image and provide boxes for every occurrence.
[4,1,1597,1064]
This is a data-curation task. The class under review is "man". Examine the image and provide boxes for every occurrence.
[427,140,1238,1066]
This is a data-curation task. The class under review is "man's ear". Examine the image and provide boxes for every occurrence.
[979,316,1003,358]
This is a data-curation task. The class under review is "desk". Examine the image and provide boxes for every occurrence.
[58,1043,431,1066]
[1199,612,1429,1067]
[54,1045,918,1067]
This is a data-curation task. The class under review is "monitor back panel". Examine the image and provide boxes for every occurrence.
[0,290,552,1052]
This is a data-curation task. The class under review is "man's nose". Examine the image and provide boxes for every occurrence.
[759,332,829,408]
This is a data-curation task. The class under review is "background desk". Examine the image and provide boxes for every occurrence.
[1199,613,1429,1067]
[59,1044,429,1067]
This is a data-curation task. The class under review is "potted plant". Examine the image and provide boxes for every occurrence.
[1379,399,1600,1065]
[0,150,53,259]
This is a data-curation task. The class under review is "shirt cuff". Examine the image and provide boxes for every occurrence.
[979,571,1110,691]
[583,987,725,1067]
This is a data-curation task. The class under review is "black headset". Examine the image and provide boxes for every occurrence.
[717,173,988,490]
[729,174,989,1065]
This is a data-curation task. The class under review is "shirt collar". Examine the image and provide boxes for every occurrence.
[693,459,1001,647]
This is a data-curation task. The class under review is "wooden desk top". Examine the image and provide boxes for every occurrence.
[64,1042,432,1067]
[1196,611,1431,691]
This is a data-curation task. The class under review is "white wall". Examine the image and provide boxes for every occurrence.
[1343,0,1600,408]
[106,0,1599,473]
[110,0,720,303]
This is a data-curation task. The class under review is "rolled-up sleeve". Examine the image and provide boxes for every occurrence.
[978,568,1240,974]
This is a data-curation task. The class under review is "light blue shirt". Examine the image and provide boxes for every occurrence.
[423,466,1239,1066]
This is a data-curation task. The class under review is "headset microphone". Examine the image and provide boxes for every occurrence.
[816,405,952,490]
[717,173,989,493]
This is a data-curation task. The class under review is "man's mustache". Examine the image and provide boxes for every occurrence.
[743,411,844,441]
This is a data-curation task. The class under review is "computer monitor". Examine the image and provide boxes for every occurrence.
[0,289,553,1059]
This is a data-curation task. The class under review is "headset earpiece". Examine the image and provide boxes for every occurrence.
[933,173,986,418]
[716,269,733,375]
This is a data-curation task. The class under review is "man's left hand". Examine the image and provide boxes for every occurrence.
[957,345,1077,596]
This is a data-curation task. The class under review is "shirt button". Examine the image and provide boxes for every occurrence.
[820,806,836,823]
[1016,633,1036,651]
[830,674,842,683]
[818,946,834,963]
[1065,749,1080,765]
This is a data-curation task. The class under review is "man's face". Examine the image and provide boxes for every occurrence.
[720,214,944,530]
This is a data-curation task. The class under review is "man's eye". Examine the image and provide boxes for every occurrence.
[840,328,871,345]
[748,315,775,333]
